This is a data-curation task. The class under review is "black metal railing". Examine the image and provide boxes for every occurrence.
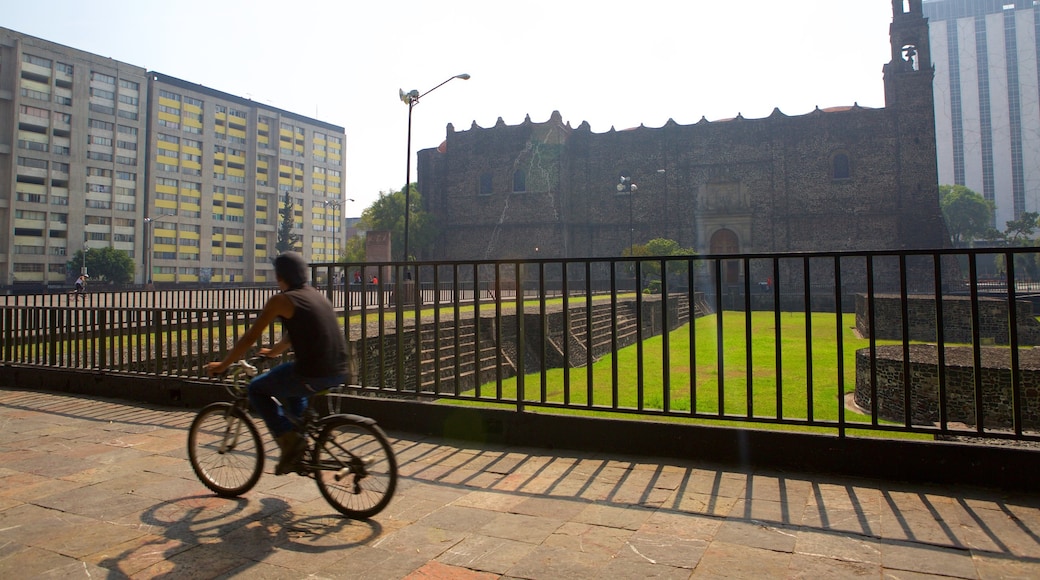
[3,248,1040,441]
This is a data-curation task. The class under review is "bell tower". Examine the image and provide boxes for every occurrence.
[884,0,933,109]
[883,0,946,249]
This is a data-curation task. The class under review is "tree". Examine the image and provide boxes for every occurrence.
[1003,211,1040,246]
[625,238,696,293]
[996,211,1040,281]
[276,192,301,253]
[939,184,994,246]
[342,234,366,264]
[358,184,436,261]
[66,247,135,284]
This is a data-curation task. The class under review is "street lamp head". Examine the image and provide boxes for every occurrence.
[400,88,420,105]
[456,73,471,80]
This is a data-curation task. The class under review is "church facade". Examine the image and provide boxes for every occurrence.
[417,1,947,263]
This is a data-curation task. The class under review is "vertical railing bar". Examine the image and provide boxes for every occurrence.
[899,254,913,429]
[968,253,985,435]
[772,257,782,420]
[661,258,671,414]
[933,253,950,433]
[635,260,644,411]
[453,263,462,397]
[803,257,814,423]
[586,260,595,409]
[743,256,753,419]
[495,263,504,400]
[562,263,571,405]
[393,265,405,393]
[866,256,879,427]
[412,265,423,396]
[610,260,619,409]
[1007,250,1023,437]
[433,265,443,395]
[473,263,482,399]
[715,257,725,417]
[835,255,846,439]
[515,261,526,411]
[689,256,698,416]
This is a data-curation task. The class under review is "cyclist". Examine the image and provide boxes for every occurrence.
[205,252,348,474]
[71,274,88,301]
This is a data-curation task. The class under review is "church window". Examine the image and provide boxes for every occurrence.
[513,170,526,193]
[832,153,851,180]
[479,172,492,195]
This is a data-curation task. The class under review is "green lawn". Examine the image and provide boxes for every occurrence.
[476,311,901,426]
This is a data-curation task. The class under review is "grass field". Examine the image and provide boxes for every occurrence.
[476,311,903,427]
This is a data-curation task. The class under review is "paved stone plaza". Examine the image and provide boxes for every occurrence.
[0,387,1038,579]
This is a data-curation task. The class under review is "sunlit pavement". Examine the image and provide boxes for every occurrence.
[0,387,1038,579]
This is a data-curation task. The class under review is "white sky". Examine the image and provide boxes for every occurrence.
[4,0,896,213]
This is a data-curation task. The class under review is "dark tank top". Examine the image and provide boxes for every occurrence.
[280,286,348,377]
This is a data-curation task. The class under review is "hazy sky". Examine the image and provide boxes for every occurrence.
[4,1,896,212]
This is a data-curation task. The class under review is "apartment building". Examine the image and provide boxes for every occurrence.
[0,28,345,286]
[923,0,1040,229]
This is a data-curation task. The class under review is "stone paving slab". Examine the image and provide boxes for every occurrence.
[1,386,1039,579]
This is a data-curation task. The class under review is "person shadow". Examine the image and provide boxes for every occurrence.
[97,494,382,577]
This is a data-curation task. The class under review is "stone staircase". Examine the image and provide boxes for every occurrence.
[355,293,704,393]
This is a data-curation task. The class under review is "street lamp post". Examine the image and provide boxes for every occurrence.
[617,175,638,251]
[399,73,470,262]
[323,198,354,285]
[143,213,177,289]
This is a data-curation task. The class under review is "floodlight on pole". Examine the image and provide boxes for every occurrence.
[399,73,470,262]
[143,213,177,288]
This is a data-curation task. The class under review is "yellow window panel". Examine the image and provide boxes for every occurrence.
[156,200,177,210]
[158,97,181,108]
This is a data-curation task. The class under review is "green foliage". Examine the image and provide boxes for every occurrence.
[342,234,366,263]
[1003,211,1040,246]
[624,238,697,293]
[358,184,436,261]
[939,184,995,246]
[276,192,301,253]
[66,247,135,284]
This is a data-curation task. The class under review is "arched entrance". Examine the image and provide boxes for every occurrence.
[709,228,741,285]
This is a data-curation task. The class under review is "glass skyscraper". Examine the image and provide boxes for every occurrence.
[923,0,1040,229]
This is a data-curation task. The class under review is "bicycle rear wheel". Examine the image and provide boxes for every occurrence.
[313,416,397,518]
[188,402,264,497]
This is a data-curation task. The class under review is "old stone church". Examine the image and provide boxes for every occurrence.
[417,0,947,266]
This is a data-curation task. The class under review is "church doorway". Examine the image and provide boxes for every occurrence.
[710,228,741,285]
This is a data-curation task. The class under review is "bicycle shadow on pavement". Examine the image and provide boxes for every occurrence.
[98,494,383,577]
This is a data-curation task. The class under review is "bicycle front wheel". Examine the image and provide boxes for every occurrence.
[188,402,264,497]
[313,416,397,518]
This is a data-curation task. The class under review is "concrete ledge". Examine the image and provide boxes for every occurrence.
[3,364,1036,492]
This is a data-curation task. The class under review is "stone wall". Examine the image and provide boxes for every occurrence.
[855,294,1040,345]
[854,344,1040,429]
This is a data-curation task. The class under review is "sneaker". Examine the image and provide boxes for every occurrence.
[274,431,305,475]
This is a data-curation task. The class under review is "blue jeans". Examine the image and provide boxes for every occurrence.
[247,362,346,438]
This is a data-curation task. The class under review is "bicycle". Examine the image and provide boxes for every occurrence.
[187,356,398,518]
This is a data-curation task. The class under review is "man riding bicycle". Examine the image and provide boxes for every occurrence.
[205,252,348,474]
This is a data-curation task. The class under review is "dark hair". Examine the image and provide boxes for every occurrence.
[273,252,308,288]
